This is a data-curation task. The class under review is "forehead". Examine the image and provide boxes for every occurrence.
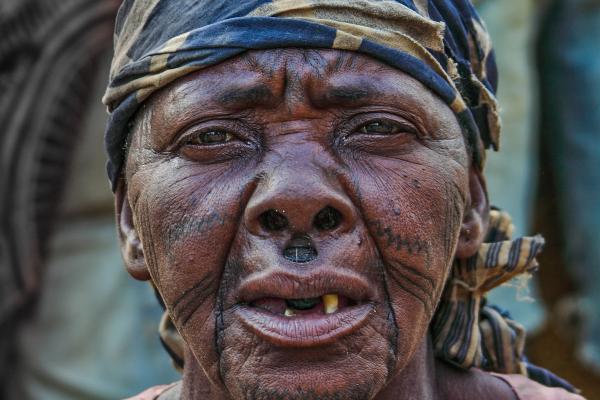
[145,48,457,122]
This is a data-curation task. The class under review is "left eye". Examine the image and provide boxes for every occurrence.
[187,130,234,145]
[357,120,403,135]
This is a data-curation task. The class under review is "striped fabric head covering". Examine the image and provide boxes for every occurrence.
[103,0,576,393]
[103,0,500,189]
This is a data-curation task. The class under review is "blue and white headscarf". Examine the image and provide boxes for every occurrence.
[103,0,577,393]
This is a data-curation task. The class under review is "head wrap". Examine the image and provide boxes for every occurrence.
[103,0,500,190]
[104,0,577,393]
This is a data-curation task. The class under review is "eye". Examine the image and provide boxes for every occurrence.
[357,120,405,135]
[186,130,234,145]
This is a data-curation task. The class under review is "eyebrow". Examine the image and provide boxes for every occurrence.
[310,81,376,108]
[216,84,276,109]
[327,86,371,103]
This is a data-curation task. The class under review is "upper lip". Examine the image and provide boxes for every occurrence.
[236,269,375,303]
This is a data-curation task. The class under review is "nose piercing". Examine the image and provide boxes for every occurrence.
[283,235,317,263]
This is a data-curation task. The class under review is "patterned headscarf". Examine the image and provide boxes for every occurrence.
[103,0,576,393]
[103,0,500,189]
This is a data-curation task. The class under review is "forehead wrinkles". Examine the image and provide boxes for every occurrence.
[246,49,373,100]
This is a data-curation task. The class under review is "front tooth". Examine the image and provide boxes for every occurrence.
[284,308,295,317]
[323,294,339,314]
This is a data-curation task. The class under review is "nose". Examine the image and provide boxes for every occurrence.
[244,170,356,238]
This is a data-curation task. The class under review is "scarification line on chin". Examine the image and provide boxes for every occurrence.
[172,274,216,326]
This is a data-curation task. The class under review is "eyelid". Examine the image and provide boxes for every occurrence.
[347,113,421,138]
[183,129,233,145]
[358,119,417,135]
[172,119,252,150]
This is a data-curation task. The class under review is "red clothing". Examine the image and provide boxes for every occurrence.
[491,374,586,400]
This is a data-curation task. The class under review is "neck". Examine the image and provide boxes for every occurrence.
[374,335,439,400]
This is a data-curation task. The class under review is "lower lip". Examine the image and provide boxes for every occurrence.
[234,303,374,347]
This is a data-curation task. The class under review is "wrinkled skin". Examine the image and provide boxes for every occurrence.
[117,49,515,399]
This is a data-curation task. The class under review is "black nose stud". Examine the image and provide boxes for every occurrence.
[283,235,317,263]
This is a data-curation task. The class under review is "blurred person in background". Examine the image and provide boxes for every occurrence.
[0,1,178,399]
[474,0,545,335]
[475,0,600,395]
[533,0,600,383]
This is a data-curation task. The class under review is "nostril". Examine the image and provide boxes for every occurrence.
[313,206,342,231]
[259,209,288,232]
[283,235,317,263]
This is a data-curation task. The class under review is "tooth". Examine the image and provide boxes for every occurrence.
[323,294,339,314]
[284,308,295,317]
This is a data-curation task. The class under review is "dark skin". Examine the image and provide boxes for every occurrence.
[116,49,516,400]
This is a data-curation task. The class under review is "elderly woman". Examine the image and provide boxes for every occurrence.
[103,1,585,399]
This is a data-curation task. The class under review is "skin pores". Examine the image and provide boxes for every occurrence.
[122,49,481,400]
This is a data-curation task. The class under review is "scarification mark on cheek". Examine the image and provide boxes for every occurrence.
[386,261,435,316]
[377,262,400,360]
[171,274,216,327]
[139,199,162,285]
[215,261,243,358]
[442,181,464,263]
[367,219,428,255]
[166,211,229,252]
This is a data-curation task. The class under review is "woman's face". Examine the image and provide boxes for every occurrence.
[123,49,479,399]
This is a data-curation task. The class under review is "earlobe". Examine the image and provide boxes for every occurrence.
[454,166,489,260]
[115,179,151,281]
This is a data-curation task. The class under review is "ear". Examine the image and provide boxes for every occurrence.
[115,179,151,281]
[454,166,489,260]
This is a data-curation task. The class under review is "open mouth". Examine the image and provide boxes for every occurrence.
[233,272,375,347]
[250,294,356,316]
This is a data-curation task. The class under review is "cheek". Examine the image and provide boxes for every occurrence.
[349,151,467,358]
[131,158,255,371]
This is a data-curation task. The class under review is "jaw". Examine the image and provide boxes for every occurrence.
[179,331,441,400]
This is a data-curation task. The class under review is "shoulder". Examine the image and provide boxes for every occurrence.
[491,373,587,400]
[123,382,181,400]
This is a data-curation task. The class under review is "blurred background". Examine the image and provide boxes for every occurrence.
[0,0,598,398]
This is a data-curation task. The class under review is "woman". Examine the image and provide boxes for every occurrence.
[103,1,585,399]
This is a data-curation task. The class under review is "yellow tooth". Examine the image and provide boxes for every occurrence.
[323,294,339,314]
[284,308,295,317]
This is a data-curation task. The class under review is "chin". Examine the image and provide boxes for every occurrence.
[223,368,378,400]
[216,325,393,400]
